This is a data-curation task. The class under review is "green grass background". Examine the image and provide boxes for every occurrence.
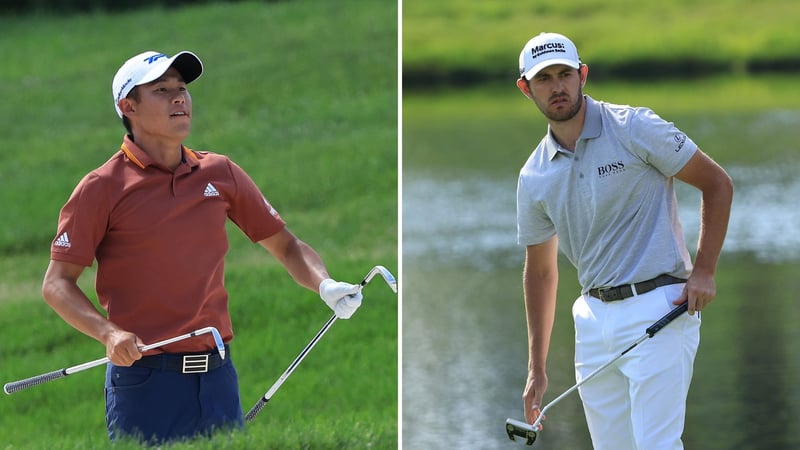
[403,0,800,170]
[403,0,800,82]
[0,1,398,448]
[402,1,800,448]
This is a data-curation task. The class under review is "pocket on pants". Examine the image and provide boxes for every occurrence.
[657,283,701,324]
[108,365,154,392]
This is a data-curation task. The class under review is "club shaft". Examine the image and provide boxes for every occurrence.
[529,302,689,431]
[4,326,221,395]
[267,316,338,400]
[245,265,397,422]
[246,315,337,421]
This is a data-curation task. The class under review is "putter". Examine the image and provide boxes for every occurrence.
[506,302,689,445]
[4,326,225,395]
[244,265,398,422]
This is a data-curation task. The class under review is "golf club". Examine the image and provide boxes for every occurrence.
[244,265,398,422]
[4,326,225,395]
[505,302,689,445]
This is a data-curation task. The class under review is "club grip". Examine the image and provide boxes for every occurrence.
[646,302,689,337]
[244,398,269,422]
[4,369,68,395]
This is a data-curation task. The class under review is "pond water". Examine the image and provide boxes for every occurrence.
[403,163,800,268]
[402,163,800,449]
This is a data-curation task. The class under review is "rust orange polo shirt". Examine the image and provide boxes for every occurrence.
[50,135,286,354]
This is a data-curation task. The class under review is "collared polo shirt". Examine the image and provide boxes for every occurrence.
[516,96,697,292]
[51,135,286,353]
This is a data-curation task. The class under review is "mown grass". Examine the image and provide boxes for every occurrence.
[0,1,398,448]
[403,0,800,81]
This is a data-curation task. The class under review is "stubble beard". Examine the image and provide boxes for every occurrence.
[538,89,584,123]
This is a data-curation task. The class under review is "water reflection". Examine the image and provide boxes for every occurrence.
[402,163,800,449]
[403,164,800,266]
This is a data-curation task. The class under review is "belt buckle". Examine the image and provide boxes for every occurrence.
[596,286,614,301]
[182,354,209,373]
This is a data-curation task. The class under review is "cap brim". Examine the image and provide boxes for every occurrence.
[169,51,203,84]
[522,58,580,80]
[138,51,203,87]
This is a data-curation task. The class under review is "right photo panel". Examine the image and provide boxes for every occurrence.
[402,1,799,449]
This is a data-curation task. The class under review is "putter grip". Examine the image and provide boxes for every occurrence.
[646,302,689,337]
[244,398,268,422]
[4,369,67,395]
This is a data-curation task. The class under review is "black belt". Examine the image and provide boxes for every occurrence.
[589,275,686,302]
[132,345,229,373]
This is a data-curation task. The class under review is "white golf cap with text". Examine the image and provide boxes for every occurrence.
[112,50,203,118]
[519,33,581,80]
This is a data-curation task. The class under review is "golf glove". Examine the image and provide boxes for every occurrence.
[319,279,363,319]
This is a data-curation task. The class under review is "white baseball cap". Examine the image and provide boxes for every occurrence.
[518,33,581,80]
[112,50,203,118]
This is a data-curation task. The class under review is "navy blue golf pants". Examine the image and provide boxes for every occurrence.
[104,351,244,444]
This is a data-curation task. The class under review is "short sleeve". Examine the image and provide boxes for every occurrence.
[51,173,110,266]
[225,159,286,242]
[629,108,698,177]
[516,172,555,246]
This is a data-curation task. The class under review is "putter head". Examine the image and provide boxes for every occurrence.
[505,418,538,446]
[360,265,398,293]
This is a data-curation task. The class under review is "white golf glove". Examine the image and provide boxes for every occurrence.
[319,279,363,319]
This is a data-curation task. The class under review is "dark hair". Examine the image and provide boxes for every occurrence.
[121,86,140,139]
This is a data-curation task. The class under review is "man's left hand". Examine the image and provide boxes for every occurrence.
[319,279,363,319]
[673,272,716,315]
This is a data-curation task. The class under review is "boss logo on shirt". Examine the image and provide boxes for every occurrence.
[597,161,625,178]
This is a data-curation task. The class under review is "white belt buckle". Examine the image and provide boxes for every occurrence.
[182,354,210,373]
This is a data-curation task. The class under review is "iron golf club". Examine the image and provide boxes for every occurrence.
[506,302,689,445]
[4,326,225,395]
[245,265,398,422]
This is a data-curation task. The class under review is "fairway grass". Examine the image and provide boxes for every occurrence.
[0,0,398,448]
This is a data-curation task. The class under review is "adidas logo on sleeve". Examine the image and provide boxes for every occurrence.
[54,232,71,248]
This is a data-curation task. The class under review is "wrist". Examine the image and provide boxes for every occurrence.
[96,322,123,346]
[318,278,334,293]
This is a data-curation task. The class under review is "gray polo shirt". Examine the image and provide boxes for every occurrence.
[516,95,696,292]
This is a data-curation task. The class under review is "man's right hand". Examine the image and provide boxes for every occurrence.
[104,329,143,366]
[523,371,548,427]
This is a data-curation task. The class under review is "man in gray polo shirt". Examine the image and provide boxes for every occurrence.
[515,32,733,449]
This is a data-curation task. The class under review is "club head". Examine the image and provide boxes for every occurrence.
[207,327,226,360]
[361,265,398,293]
[506,418,538,446]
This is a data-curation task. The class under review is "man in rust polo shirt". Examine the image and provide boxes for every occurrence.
[42,50,364,444]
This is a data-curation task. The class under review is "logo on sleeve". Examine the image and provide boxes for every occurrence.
[54,232,71,248]
[263,198,280,218]
[673,134,687,152]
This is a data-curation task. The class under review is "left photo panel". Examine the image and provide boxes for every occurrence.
[0,0,398,448]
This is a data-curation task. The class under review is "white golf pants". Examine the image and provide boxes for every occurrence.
[572,283,700,450]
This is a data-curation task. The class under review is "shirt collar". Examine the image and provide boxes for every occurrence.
[581,95,602,140]
[543,95,602,161]
[119,134,199,170]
